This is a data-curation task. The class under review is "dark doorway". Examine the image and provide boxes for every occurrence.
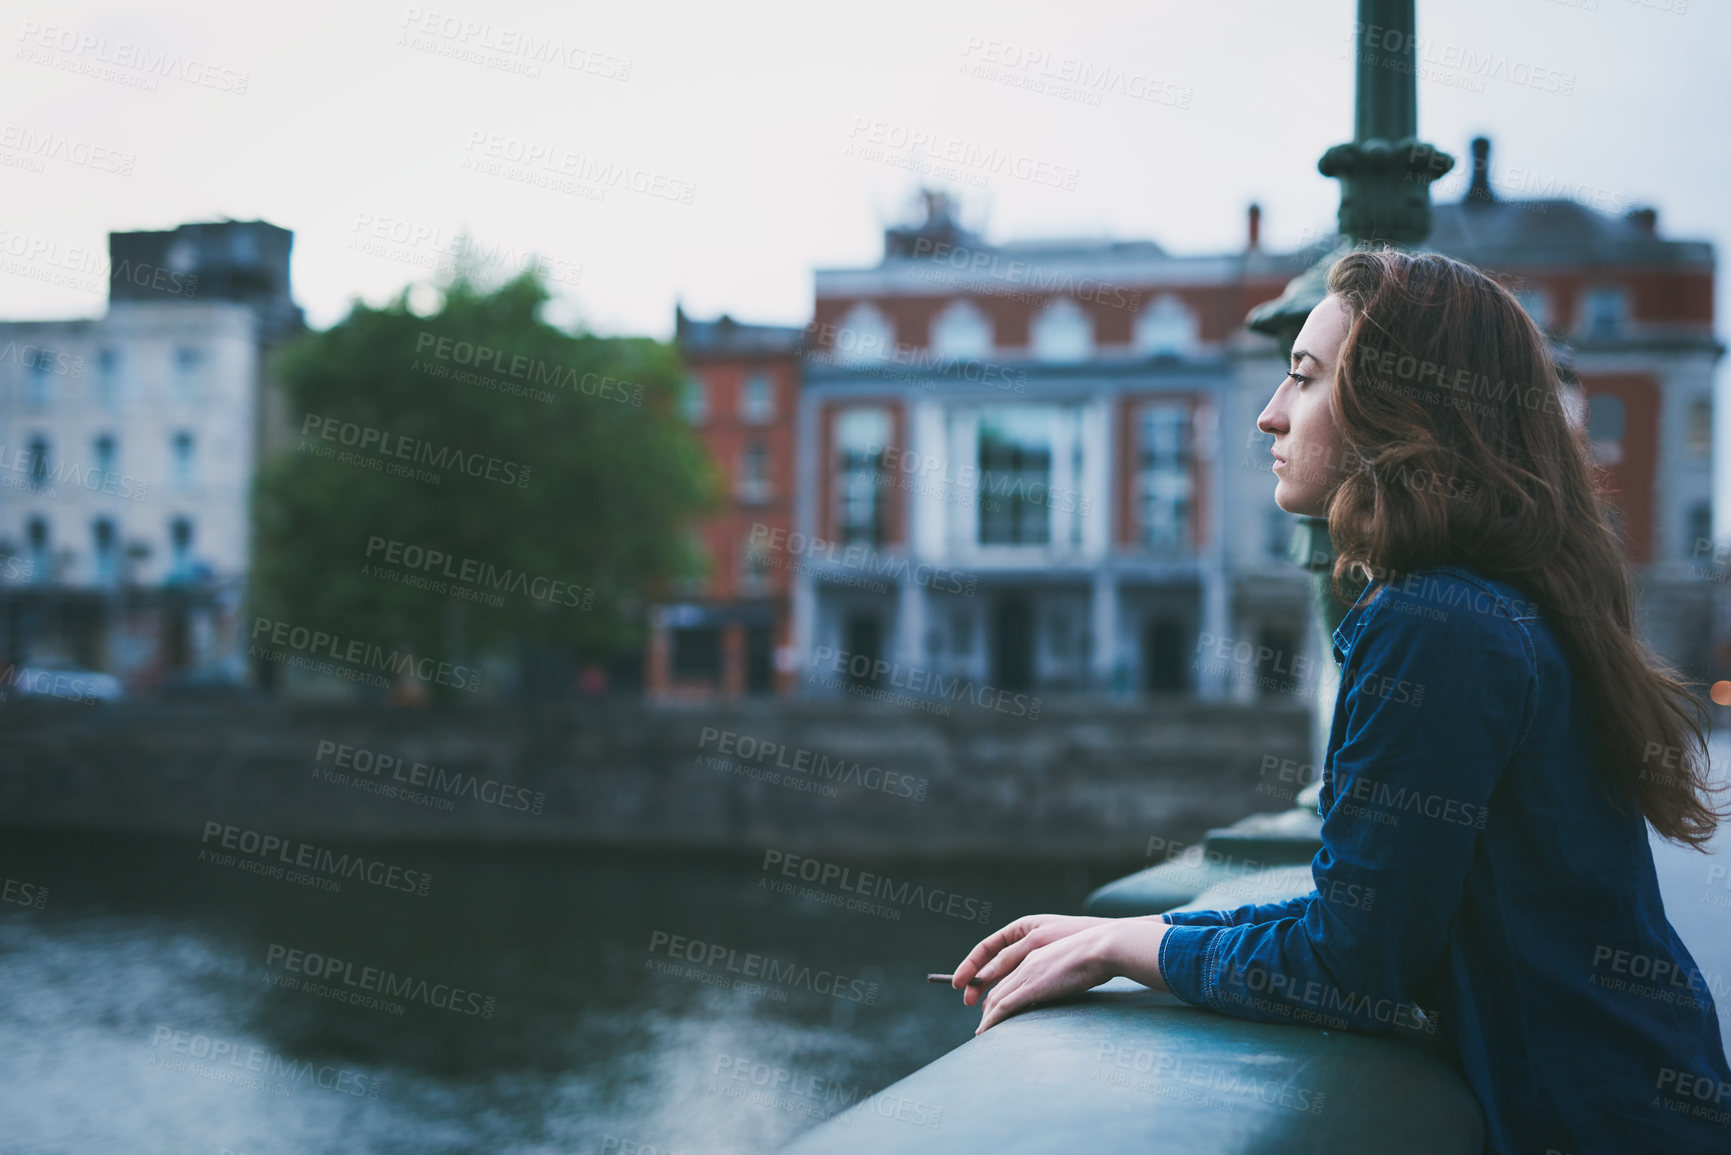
[842,612,883,689]
[1144,617,1187,694]
[745,624,774,694]
[671,626,722,683]
[992,596,1034,691]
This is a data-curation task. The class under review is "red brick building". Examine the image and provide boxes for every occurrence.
[653,139,1721,704]
[645,309,802,700]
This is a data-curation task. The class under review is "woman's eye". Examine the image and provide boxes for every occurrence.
[1285,371,1310,385]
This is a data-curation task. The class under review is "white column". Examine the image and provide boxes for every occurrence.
[1090,567,1119,692]
[896,577,927,673]
[909,398,945,559]
[1196,395,1229,701]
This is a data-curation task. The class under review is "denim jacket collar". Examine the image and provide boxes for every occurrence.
[1330,575,1384,665]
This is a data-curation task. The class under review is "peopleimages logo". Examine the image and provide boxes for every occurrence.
[148,1026,381,1098]
[646,931,880,1004]
[759,849,995,925]
[747,523,977,596]
[199,820,432,897]
[299,413,531,489]
[249,615,483,692]
[809,646,1042,719]
[263,943,496,1018]
[697,727,929,801]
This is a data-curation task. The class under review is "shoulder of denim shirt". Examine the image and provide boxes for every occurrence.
[1332,564,1542,665]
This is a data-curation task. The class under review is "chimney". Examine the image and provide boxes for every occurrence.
[1247,203,1262,251]
[1465,136,1494,205]
[1626,206,1657,234]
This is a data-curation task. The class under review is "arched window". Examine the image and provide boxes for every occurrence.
[172,431,196,485]
[1134,294,1199,357]
[169,517,194,575]
[26,516,49,582]
[931,300,993,360]
[26,435,49,491]
[1514,287,1550,330]
[834,408,892,545]
[94,434,117,477]
[92,518,118,583]
[1586,394,1625,466]
[1688,396,1711,458]
[833,303,895,364]
[1030,298,1092,362]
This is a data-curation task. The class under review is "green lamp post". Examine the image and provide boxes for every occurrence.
[1248,0,1454,640]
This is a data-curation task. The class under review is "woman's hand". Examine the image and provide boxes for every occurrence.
[953,915,1172,1035]
[951,914,1116,1006]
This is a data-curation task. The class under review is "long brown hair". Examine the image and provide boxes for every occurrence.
[1320,245,1726,848]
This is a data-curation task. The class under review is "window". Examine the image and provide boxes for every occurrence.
[166,239,197,274]
[833,303,895,364]
[26,516,50,582]
[740,372,774,422]
[1586,394,1625,466]
[25,435,49,491]
[1581,288,1628,338]
[97,348,120,406]
[1030,297,1092,362]
[169,517,194,576]
[740,534,772,594]
[172,431,195,485]
[1134,294,1199,357]
[931,300,993,360]
[25,348,55,404]
[92,518,118,583]
[682,377,707,423]
[978,408,1054,545]
[670,626,722,681]
[1688,397,1712,459]
[1514,287,1551,331]
[739,442,771,502]
[834,408,891,546]
[1686,503,1712,561]
[20,436,58,495]
[94,434,117,479]
[1137,404,1193,550]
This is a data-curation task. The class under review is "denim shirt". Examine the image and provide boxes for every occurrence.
[1157,565,1731,1154]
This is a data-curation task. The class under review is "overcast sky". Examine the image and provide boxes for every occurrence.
[4,0,1727,509]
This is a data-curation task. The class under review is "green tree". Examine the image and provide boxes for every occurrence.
[250,269,720,700]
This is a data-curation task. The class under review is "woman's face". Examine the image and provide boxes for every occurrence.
[1256,293,1353,519]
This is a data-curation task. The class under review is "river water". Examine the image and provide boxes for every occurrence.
[3,743,1729,1153]
[0,832,1106,1154]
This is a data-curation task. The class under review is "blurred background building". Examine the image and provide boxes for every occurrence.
[656,136,1721,704]
[0,219,304,692]
[0,138,1716,705]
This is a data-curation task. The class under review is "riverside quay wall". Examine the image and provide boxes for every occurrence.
[0,699,1309,862]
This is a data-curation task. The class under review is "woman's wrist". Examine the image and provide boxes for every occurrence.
[1102,917,1171,993]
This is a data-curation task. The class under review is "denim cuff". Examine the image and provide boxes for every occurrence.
[1158,923,1224,1010]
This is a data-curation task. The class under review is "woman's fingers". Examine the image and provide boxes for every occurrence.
[975,949,1043,1033]
[951,915,1042,989]
[971,931,1049,988]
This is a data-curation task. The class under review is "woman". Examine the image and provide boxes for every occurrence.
[949,247,1731,1153]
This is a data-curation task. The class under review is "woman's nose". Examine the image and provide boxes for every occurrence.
[1257,401,1284,437]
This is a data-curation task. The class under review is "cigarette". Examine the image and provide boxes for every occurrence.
[927,972,985,986]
